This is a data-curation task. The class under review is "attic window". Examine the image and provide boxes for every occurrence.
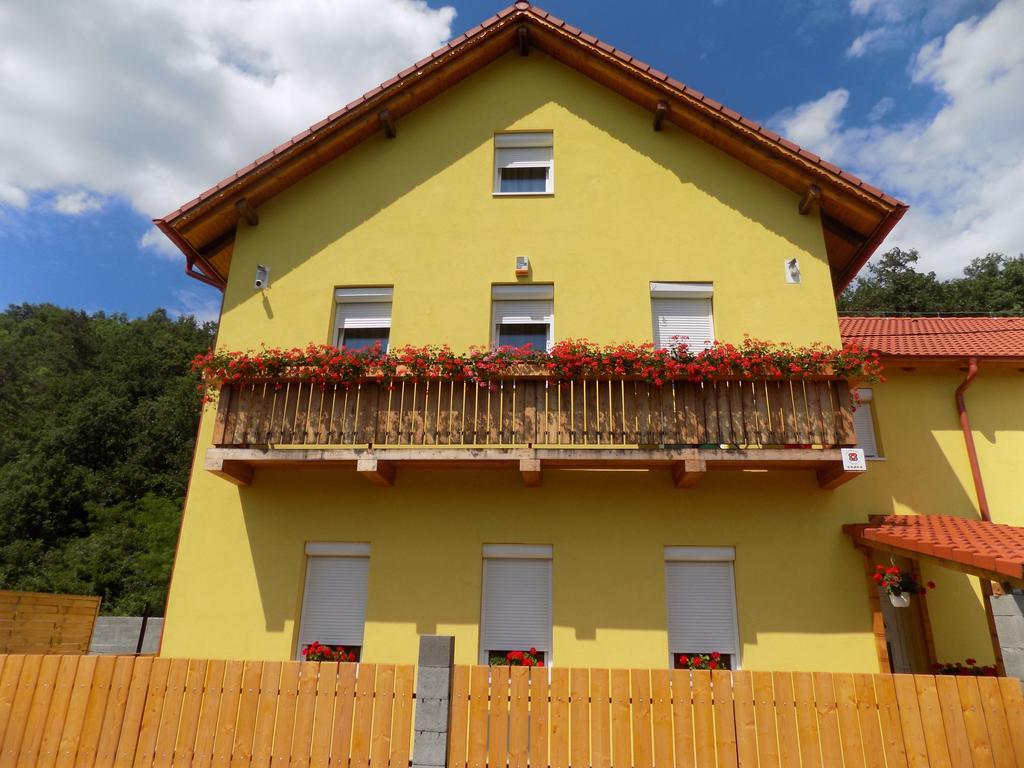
[494,132,553,195]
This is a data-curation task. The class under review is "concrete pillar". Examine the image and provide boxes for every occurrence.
[411,635,455,768]
[992,592,1024,681]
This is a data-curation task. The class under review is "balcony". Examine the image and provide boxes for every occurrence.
[205,374,862,488]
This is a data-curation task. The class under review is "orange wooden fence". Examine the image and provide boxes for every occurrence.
[0,655,413,767]
[4,656,1024,767]
[0,590,100,654]
[447,665,1024,768]
[213,378,857,450]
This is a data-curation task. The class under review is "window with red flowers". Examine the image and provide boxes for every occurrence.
[480,544,552,665]
[664,547,740,670]
[296,542,370,661]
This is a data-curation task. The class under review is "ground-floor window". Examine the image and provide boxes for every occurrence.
[480,544,552,666]
[296,542,370,661]
[664,546,740,669]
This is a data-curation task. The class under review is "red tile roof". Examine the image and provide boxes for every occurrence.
[850,515,1024,581]
[839,317,1024,359]
[159,1,903,227]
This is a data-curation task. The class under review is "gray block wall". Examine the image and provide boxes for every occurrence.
[411,635,455,768]
[88,616,163,655]
[992,592,1024,681]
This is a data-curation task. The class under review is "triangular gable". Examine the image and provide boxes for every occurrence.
[155,1,906,293]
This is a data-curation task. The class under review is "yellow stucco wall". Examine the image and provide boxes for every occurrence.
[161,50,1019,671]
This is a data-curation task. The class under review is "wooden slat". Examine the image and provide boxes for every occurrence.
[570,668,591,768]
[271,661,301,765]
[670,670,695,768]
[350,663,376,768]
[610,669,632,768]
[549,667,570,768]
[893,674,930,768]
[851,673,886,768]
[998,676,1024,767]
[309,662,338,768]
[369,664,396,768]
[711,670,737,768]
[134,656,171,767]
[529,666,550,768]
[731,671,757,767]
[773,672,801,768]
[154,657,190,766]
[331,663,358,768]
[390,664,415,768]
[211,659,245,768]
[913,675,951,768]
[792,673,822,768]
[188,658,223,768]
[813,671,843,768]
[448,666,469,768]
[932,675,972,768]
[956,676,995,768]
[874,675,909,768]
[691,672,715,768]
[37,655,79,768]
[230,660,265,768]
[650,670,673,768]
[753,670,781,768]
[15,653,58,766]
[291,661,320,767]
[466,666,488,768]
[114,655,155,768]
[976,676,1015,768]
[488,665,509,768]
[590,669,611,768]
[171,658,209,768]
[509,667,530,768]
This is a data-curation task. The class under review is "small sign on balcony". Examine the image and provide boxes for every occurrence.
[842,448,867,472]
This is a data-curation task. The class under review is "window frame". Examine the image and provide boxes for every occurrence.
[333,286,393,351]
[664,546,741,670]
[493,132,554,196]
[479,544,553,666]
[853,387,882,459]
[296,541,371,661]
[649,282,715,352]
[491,284,554,351]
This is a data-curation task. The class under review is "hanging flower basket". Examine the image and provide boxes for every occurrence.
[889,592,911,608]
[873,564,934,609]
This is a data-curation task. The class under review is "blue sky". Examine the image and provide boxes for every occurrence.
[1,0,1019,322]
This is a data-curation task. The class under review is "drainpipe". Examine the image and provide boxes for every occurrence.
[955,356,991,521]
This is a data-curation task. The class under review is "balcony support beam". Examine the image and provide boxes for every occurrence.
[358,458,395,486]
[816,463,858,489]
[205,455,253,487]
[671,459,706,488]
[520,459,541,487]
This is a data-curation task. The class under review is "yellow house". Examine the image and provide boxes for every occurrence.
[154,3,1024,675]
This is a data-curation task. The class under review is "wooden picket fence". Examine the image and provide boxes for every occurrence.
[0,655,413,767]
[0,590,101,654]
[4,655,1024,767]
[447,665,1024,768]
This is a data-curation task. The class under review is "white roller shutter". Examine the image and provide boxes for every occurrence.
[297,552,369,653]
[335,302,392,330]
[481,556,552,654]
[665,560,739,655]
[492,300,553,326]
[652,297,714,351]
[853,389,878,457]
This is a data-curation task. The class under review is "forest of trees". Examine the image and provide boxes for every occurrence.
[0,249,1020,615]
[0,305,214,614]
[838,250,1024,315]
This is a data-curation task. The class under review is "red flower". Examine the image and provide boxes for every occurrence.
[966,658,977,666]
[710,652,721,660]
[927,581,936,589]
[708,660,718,670]
[678,655,689,665]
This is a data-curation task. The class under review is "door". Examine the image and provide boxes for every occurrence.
[879,556,931,673]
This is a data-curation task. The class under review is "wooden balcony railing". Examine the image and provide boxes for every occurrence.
[205,375,863,489]
[211,377,857,450]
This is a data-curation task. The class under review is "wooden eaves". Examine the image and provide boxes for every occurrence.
[153,1,906,294]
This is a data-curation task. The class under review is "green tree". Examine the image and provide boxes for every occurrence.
[838,249,949,313]
[0,304,214,614]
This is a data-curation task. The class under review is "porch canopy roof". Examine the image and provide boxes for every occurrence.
[844,514,1024,588]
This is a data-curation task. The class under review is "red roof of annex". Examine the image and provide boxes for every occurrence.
[839,316,1024,358]
[851,515,1024,581]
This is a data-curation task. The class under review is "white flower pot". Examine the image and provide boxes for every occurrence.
[889,592,911,608]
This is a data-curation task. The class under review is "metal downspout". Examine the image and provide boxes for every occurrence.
[955,356,991,521]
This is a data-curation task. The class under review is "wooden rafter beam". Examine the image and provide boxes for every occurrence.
[198,230,236,259]
[671,459,705,488]
[798,184,821,215]
[357,458,395,486]
[653,100,669,131]
[816,464,860,489]
[518,26,530,56]
[235,197,259,226]
[520,459,541,487]
[821,213,867,246]
[378,109,396,139]
[204,455,253,487]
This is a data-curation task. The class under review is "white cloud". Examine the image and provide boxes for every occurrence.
[52,191,104,215]
[138,229,181,261]
[846,27,887,57]
[170,289,223,324]
[0,0,455,243]
[867,96,895,122]
[767,89,850,159]
[0,183,28,209]
[769,0,1024,277]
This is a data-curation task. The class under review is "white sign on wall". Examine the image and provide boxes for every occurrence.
[842,448,867,472]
